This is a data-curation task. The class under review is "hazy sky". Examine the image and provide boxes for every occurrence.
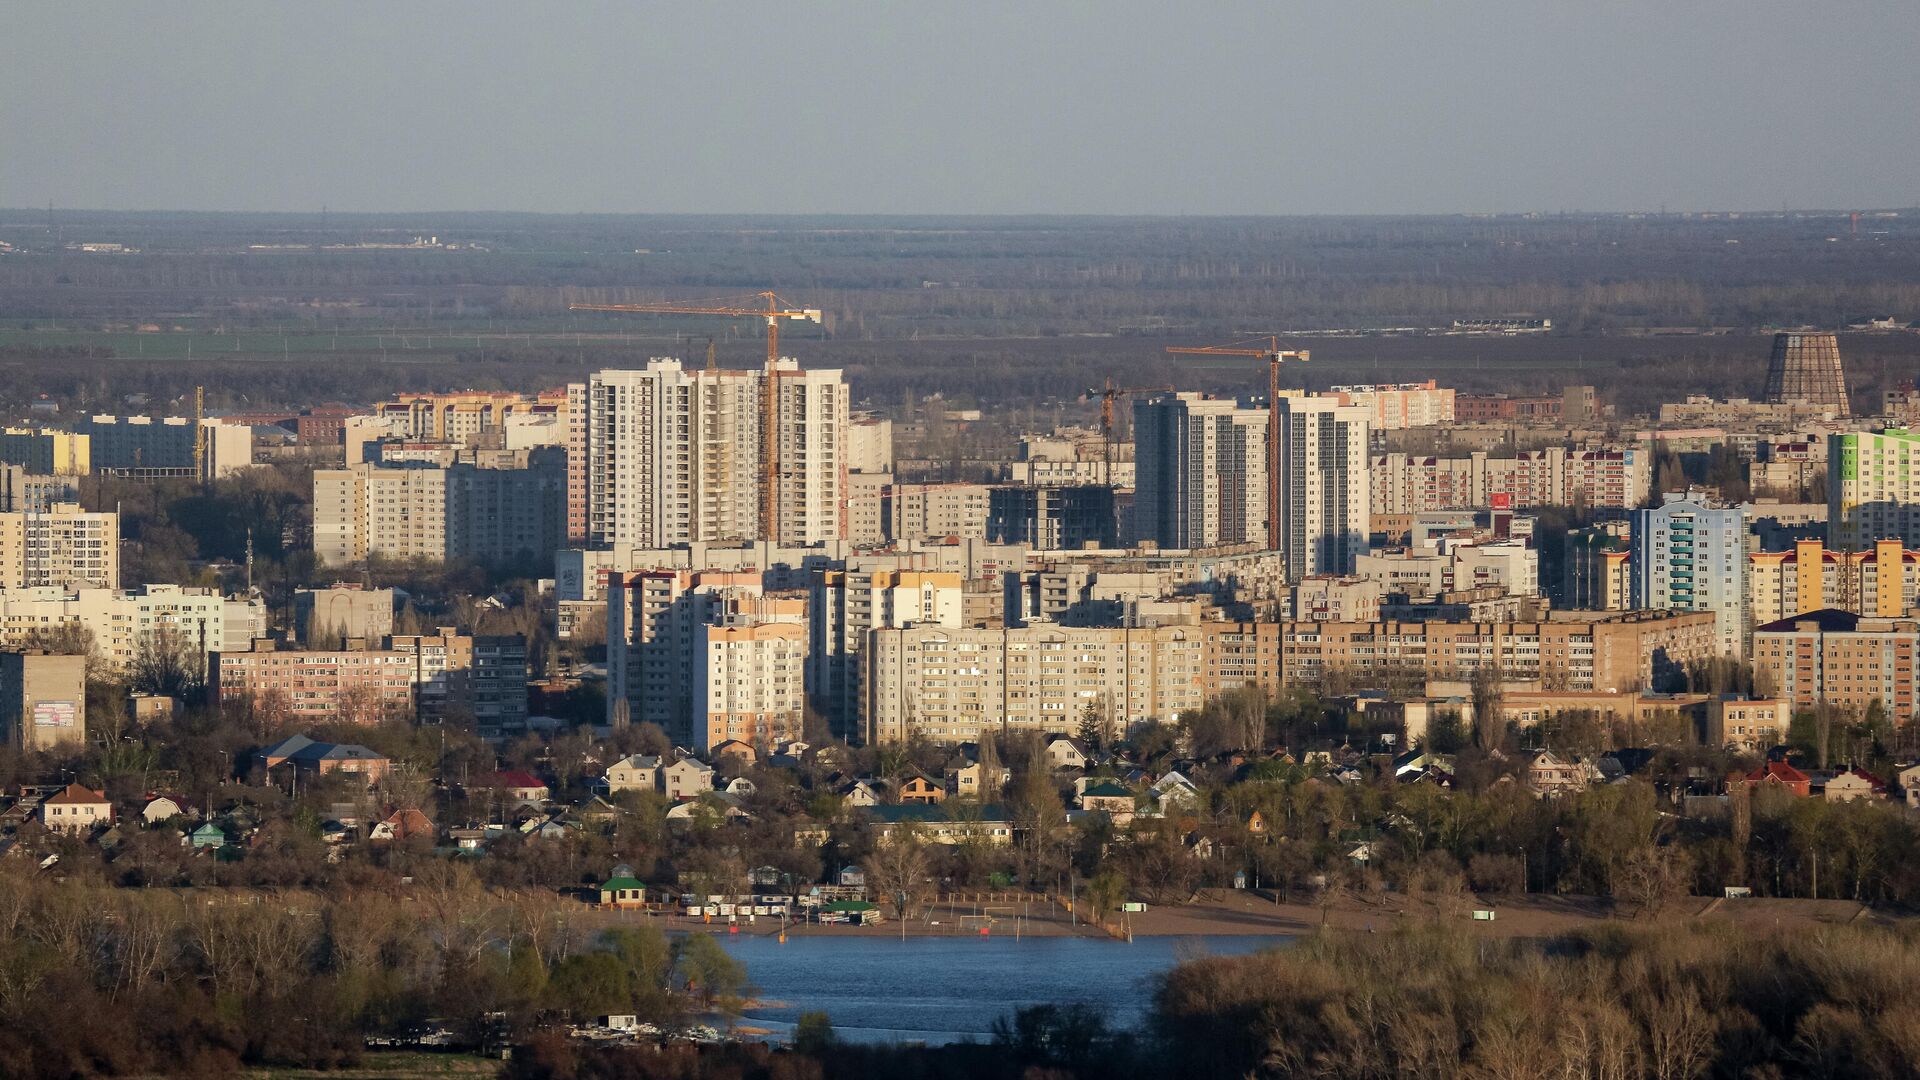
[4,2,1915,215]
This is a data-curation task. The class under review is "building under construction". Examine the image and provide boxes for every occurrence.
[1761,332,1849,415]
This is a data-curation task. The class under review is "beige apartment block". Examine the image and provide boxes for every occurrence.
[0,503,118,589]
[0,651,86,751]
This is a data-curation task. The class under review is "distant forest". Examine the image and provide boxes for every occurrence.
[0,211,1916,417]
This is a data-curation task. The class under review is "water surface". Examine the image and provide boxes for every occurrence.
[719,933,1282,1044]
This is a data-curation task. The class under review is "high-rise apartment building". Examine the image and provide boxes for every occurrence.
[0,466,80,514]
[1133,393,1269,550]
[0,429,89,476]
[985,486,1117,550]
[582,359,848,547]
[607,570,798,745]
[1631,492,1749,657]
[313,447,566,568]
[1275,397,1370,579]
[694,618,808,754]
[76,416,252,478]
[1747,539,1920,627]
[1829,427,1920,550]
[0,503,118,590]
[810,569,965,737]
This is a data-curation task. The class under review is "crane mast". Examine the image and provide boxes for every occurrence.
[1164,337,1310,550]
[569,292,823,539]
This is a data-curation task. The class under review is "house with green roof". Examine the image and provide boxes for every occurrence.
[599,875,648,908]
[188,822,227,850]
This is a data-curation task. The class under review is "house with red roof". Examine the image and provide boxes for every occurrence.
[483,770,550,804]
[41,783,112,835]
[1732,761,1811,798]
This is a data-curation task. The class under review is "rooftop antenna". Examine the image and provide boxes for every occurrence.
[245,528,254,591]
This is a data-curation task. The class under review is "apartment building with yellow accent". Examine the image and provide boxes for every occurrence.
[1748,538,1920,627]
[0,428,88,476]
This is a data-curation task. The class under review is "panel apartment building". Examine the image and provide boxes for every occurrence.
[1748,539,1920,627]
[213,629,528,735]
[313,446,566,568]
[0,585,265,670]
[607,570,808,746]
[810,569,965,737]
[1133,393,1269,550]
[863,622,1212,745]
[1275,611,1719,693]
[0,504,119,590]
[1829,427,1920,550]
[1752,610,1920,721]
[1318,380,1454,431]
[1275,396,1370,579]
[1371,447,1649,516]
[582,358,848,548]
[1631,493,1749,658]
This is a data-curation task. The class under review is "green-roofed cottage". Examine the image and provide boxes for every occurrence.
[599,876,647,908]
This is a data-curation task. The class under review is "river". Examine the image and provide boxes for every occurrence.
[717,934,1283,1045]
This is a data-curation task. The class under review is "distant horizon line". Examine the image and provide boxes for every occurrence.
[2,205,1915,221]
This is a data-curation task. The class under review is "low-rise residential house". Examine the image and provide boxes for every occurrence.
[712,739,758,766]
[662,757,714,801]
[604,754,663,794]
[665,792,751,824]
[723,776,757,796]
[1734,761,1812,798]
[41,783,110,834]
[867,803,1014,846]
[898,775,945,804]
[1246,809,1269,835]
[140,795,185,825]
[945,761,1009,799]
[1525,751,1590,798]
[371,807,434,842]
[600,874,647,908]
[188,822,226,849]
[486,770,550,804]
[1900,763,1920,809]
[838,777,885,807]
[1044,735,1089,771]
[1149,772,1200,810]
[1077,781,1136,818]
[1823,768,1885,803]
[255,734,390,786]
